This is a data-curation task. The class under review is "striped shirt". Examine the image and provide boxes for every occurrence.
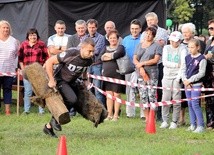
[0,36,19,76]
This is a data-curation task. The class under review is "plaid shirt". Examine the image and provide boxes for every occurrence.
[18,40,49,66]
[87,32,105,64]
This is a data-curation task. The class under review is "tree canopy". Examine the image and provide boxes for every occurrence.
[167,0,213,35]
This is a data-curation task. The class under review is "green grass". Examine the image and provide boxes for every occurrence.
[0,93,213,155]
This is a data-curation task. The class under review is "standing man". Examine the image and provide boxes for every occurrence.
[47,20,71,56]
[66,19,88,116]
[104,21,123,46]
[66,19,88,49]
[47,20,72,129]
[122,19,142,118]
[140,12,168,121]
[86,19,106,106]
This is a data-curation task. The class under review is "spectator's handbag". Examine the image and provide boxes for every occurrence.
[116,55,135,75]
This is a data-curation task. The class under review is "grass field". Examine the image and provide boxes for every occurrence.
[0,93,213,155]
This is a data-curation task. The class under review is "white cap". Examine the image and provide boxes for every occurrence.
[169,31,183,42]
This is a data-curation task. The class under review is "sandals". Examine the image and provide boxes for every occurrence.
[105,116,113,121]
[112,116,119,121]
[105,116,119,121]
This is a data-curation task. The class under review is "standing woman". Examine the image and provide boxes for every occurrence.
[204,19,214,129]
[0,20,20,115]
[101,29,125,121]
[18,28,49,114]
[133,26,162,122]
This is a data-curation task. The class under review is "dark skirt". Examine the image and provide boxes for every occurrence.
[103,81,125,94]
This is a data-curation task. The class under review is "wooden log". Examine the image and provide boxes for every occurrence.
[23,62,70,125]
[74,80,108,127]
[16,69,20,116]
[23,62,52,98]
[12,85,24,106]
[45,93,70,125]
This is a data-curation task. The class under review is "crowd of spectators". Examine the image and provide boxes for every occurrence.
[0,12,214,134]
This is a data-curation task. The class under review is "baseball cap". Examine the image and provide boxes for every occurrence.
[169,31,183,42]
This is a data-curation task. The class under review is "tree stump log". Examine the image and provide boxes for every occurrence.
[23,62,70,125]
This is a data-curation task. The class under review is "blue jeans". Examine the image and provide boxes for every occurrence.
[185,85,204,127]
[88,64,106,106]
[23,79,44,113]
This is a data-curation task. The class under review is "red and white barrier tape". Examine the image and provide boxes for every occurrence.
[0,72,16,76]
[88,74,214,92]
[91,83,214,108]
[0,70,23,77]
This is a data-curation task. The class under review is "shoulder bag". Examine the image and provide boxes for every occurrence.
[116,55,135,75]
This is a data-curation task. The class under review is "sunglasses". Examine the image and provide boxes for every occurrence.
[208,27,214,31]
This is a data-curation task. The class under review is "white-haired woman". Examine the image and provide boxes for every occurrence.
[0,20,20,115]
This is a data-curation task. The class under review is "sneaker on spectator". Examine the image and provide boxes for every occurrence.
[22,111,30,115]
[160,121,169,128]
[169,122,177,129]
[193,126,204,133]
[186,124,196,131]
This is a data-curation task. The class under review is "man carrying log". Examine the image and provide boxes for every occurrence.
[43,37,101,138]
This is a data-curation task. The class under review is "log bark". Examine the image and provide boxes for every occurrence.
[23,62,70,125]
[74,80,108,127]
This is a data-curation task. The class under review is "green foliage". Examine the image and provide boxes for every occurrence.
[201,28,209,36]
[203,0,214,26]
[167,0,211,34]
[171,0,195,23]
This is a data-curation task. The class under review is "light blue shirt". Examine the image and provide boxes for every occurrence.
[122,34,141,63]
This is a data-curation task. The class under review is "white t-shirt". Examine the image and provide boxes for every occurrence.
[47,33,71,47]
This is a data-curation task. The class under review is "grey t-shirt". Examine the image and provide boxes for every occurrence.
[134,42,162,78]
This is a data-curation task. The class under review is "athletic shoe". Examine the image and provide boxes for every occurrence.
[43,124,58,138]
[160,121,169,128]
[186,124,196,131]
[193,126,204,133]
[69,107,76,117]
[169,122,177,129]
[50,117,62,131]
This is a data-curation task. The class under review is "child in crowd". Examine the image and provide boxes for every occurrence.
[181,38,207,133]
[160,31,188,129]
